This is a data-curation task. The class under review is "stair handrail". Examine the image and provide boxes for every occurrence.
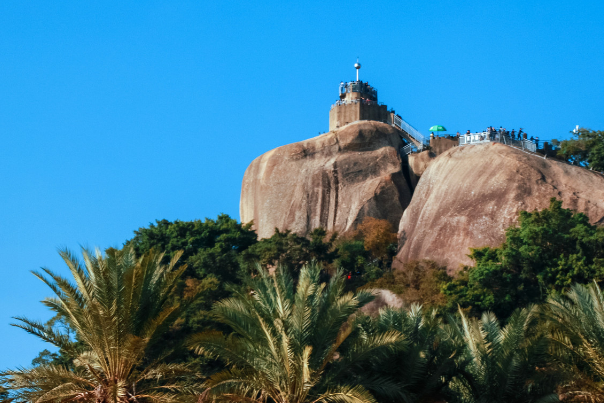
[392,115,426,149]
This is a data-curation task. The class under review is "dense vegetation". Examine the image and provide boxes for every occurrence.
[553,128,604,171]
[4,200,604,402]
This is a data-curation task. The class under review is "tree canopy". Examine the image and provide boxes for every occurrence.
[126,214,257,283]
[554,128,604,171]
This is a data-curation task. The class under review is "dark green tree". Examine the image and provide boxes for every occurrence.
[124,215,258,366]
[334,238,369,275]
[554,128,604,171]
[443,198,604,318]
[126,214,257,283]
[239,227,337,277]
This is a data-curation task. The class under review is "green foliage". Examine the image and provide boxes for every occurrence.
[555,128,604,171]
[1,247,202,403]
[364,259,451,307]
[31,349,59,367]
[546,282,604,401]
[443,198,604,318]
[124,215,259,367]
[333,238,384,289]
[189,263,402,403]
[352,305,462,403]
[449,307,561,403]
[333,217,399,289]
[334,239,368,274]
[239,227,337,277]
[126,214,257,283]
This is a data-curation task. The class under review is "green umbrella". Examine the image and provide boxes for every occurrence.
[429,125,447,132]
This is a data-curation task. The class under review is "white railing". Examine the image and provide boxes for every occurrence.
[393,115,425,151]
[459,131,537,153]
[501,135,537,152]
[458,132,494,145]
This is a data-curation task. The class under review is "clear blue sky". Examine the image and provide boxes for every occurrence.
[1,0,603,368]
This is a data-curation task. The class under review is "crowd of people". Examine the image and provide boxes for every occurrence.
[454,126,541,147]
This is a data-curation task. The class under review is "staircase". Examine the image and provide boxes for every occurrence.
[392,115,426,153]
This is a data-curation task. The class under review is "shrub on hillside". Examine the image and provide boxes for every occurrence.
[364,259,451,308]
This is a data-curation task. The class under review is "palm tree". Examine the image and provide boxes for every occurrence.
[190,263,403,403]
[1,247,201,403]
[450,307,560,403]
[546,282,604,402]
[351,305,462,403]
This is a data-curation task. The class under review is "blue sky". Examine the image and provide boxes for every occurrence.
[1,0,603,368]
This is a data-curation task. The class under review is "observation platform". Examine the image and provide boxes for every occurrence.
[329,80,426,151]
[328,62,428,152]
[459,131,537,153]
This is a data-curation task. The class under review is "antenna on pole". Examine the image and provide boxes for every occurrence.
[354,57,361,81]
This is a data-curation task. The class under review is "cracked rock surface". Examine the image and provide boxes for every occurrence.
[240,121,412,238]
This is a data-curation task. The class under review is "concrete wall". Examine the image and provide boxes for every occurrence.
[429,136,458,155]
[329,103,391,131]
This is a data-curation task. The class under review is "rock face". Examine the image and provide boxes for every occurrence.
[395,142,604,272]
[240,121,412,238]
[406,150,436,189]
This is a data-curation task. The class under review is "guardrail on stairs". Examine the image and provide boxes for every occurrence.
[392,115,426,153]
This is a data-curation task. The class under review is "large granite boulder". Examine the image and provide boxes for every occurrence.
[240,121,412,238]
[395,142,604,272]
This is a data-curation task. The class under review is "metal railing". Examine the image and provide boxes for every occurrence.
[459,131,537,152]
[339,81,377,100]
[401,143,422,155]
[502,135,537,152]
[393,115,426,152]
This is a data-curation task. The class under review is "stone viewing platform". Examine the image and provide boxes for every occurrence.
[328,61,426,151]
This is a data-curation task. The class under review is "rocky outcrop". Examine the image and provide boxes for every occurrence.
[395,142,604,272]
[240,121,412,238]
[404,138,456,189]
[406,150,436,189]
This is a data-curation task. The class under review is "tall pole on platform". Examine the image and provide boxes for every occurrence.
[354,58,361,81]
